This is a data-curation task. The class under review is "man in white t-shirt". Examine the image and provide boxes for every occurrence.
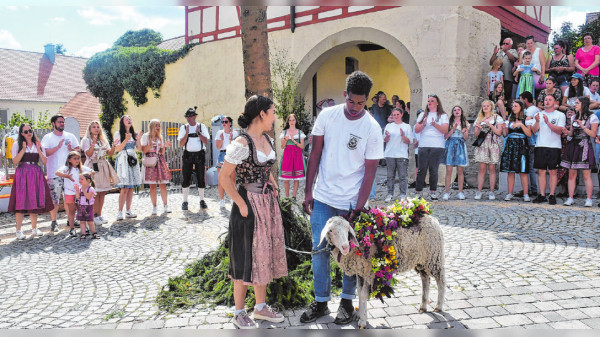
[519,91,540,197]
[177,107,210,211]
[301,71,384,325]
[41,114,80,231]
[529,95,566,205]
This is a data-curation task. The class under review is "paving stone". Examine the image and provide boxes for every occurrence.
[132,320,165,329]
[493,314,533,327]
[461,317,501,329]
[385,315,414,327]
[555,309,589,320]
[548,320,592,329]
[164,317,190,328]
[581,318,600,329]
[503,303,539,314]
[580,307,600,318]
[464,307,495,319]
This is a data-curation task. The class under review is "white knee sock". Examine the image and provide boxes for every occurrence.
[199,188,205,200]
[254,302,266,311]
[183,187,190,202]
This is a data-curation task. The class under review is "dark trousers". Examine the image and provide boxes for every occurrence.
[182,150,206,188]
[416,147,444,192]
[504,80,513,102]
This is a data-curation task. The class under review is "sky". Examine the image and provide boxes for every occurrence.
[1,5,600,58]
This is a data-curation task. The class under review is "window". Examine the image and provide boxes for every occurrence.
[25,109,34,120]
[0,109,7,125]
[345,57,358,74]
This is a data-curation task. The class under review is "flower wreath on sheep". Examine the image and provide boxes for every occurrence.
[345,198,431,302]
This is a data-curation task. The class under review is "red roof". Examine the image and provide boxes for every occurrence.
[59,92,102,138]
[0,47,88,102]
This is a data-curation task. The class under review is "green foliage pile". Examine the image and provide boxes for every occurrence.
[82,29,195,141]
[271,48,313,136]
[552,19,600,55]
[156,197,343,314]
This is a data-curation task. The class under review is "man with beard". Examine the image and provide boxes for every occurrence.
[41,114,80,231]
[301,71,384,325]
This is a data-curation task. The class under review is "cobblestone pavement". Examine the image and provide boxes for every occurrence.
[0,167,599,329]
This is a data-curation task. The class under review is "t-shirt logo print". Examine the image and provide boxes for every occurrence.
[347,134,361,150]
[551,119,557,125]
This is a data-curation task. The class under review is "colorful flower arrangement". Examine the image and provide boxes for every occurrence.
[347,197,432,302]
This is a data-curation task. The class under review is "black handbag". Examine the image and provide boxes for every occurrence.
[127,154,138,167]
[472,131,488,147]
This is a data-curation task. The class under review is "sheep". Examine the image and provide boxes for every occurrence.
[319,215,445,329]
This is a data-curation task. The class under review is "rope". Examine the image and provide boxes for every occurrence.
[285,244,331,255]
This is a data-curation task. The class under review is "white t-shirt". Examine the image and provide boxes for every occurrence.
[564,87,592,106]
[216,129,240,150]
[383,122,413,159]
[11,142,43,158]
[57,165,92,195]
[415,111,449,148]
[413,124,421,155]
[590,90,600,102]
[571,114,599,129]
[311,104,384,210]
[41,131,79,179]
[177,123,210,152]
[532,110,566,149]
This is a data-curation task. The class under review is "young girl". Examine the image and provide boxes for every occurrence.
[75,172,99,240]
[216,116,239,208]
[514,51,540,98]
[489,81,507,120]
[474,100,505,200]
[56,151,92,236]
[500,100,532,201]
[383,108,413,202]
[442,106,470,200]
[487,58,504,95]
[141,119,173,215]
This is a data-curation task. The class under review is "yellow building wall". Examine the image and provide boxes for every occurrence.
[313,46,410,108]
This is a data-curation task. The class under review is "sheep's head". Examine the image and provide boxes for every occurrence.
[319,216,360,259]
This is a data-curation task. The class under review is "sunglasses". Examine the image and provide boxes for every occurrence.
[503,42,510,45]
[222,121,230,124]
[428,94,437,98]
[22,129,33,134]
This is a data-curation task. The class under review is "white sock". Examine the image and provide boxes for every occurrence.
[234,308,246,316]
[183,187,190,202]
[254,302,266,311]
[199,188,205,200]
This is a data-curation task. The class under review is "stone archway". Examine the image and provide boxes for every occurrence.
[296,27,423,117]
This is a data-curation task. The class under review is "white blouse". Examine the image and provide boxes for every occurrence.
[225,141,275,164]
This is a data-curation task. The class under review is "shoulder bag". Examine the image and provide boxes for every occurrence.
[142,141,158,167]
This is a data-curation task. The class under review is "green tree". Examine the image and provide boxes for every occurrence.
[114,29,163,48]
[552,18,600,55]
[55,43,67,55]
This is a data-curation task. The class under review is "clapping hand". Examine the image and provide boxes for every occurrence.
[137,131,144,139]
[164,140,172,148]
[35,140,42,151]
[543,114,550,124]
[384,130,391,142]
[124,133,132,141]
[493,45,500,55]
[68,174,75,182]
[535,114,541,122]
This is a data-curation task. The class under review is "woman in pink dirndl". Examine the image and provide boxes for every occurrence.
[141,119,173,215]
[278,114,306,199]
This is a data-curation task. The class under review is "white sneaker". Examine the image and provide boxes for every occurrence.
[220,199,226,208]
[489,192,495,200]
[100,216,108,224]
[32,228,43,237]
[430,192,438,200]
[474,191,482,200]
[442,193,450,201]
[504,194,513,201]
[585,199,593,207]
[398,194,407,200]
[116,211,123,221]
[457,192,465,200]
[125,210,137,218]
[164,205,171,213]
[523,194,531,202]
[94,217,103,226]
[563,197,574,206]
[152,207,158,215]
[384,195,392,203]
[16,231,26,240]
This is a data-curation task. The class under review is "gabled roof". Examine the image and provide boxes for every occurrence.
[59,92,102,138]
[157,35,186,51]
[0,48,88,103]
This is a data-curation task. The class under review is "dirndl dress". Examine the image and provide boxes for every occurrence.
[474,127,503,165]
[83,139,119,192]
[279,131,305,180]
[500,124,529,173]
[516,65,535,97]
[142,151,172,184]
[561,120,596,170]
[226,132,288,286]
[115,141,141,188]
[444,129,468,166]
[8,152,54,214]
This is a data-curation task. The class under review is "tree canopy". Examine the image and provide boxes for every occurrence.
[552,18,600,55]
[113,28,163,48]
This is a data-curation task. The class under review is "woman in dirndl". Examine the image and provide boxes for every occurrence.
[219,95,287,329]
[9,124,54,240]
[81,120,119,226]
[141,119,173,215]
[278,113,305,200]
[500,100,532,201]
[113,115,142,220]
[474,100,505,200]
[561,96,599,207]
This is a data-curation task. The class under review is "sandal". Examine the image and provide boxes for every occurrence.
[80,234,87,240]
[91,233,100,239]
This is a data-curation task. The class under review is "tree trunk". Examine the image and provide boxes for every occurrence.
[240,6,272,100]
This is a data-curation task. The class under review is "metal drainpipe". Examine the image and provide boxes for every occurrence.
[290,6,296,33]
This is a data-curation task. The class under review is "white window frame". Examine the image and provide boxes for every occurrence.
[0,108,8,125]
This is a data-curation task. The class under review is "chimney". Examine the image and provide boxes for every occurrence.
[44,43,55,64]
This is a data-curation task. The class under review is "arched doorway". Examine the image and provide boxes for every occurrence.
[296,27,422,121]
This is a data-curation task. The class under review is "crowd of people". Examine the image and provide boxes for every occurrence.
[6,107,221,240]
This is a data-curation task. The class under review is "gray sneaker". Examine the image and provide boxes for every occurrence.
[233,311,256,329]
[253,304,284,323]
